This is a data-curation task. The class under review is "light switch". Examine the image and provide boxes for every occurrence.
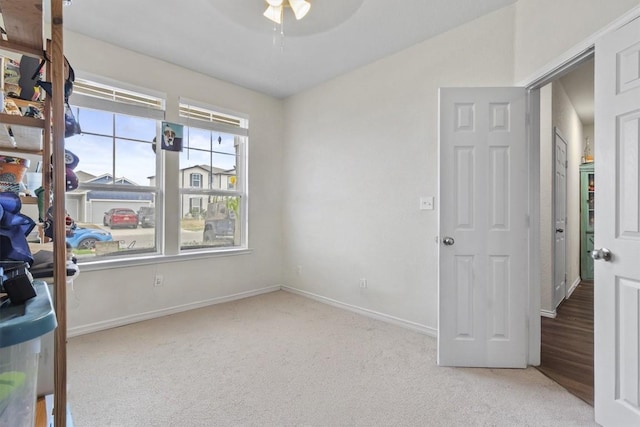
[419,196,434,210]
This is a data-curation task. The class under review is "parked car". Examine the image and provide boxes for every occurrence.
[103,208,138,229]
[66,227,113,250]
[203,202,235,243]
[137,206,155,228]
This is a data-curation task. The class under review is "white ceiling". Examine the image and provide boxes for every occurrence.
[62,0,517,98]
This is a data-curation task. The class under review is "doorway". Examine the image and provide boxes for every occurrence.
[537,57,595,405]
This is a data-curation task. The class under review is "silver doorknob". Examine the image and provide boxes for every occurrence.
[442,237,455,246]
[591,248,612,262]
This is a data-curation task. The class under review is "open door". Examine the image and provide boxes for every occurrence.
[594,17,640,425]
[553,128,567,308]
[438,87,529,368]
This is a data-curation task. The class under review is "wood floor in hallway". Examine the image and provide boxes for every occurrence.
[537,281,594,406]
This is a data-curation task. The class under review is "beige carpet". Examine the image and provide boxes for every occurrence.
[67,291,596,426]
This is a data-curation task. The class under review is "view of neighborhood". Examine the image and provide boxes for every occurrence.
[55,105,242,257]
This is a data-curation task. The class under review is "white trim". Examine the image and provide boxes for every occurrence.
[281,286,437,337]
[540,309,557,319]
[566,276,582,298]
[77,248,253,272]
[527,88,541,366]
[67,285,280,337]
[67,284,438,338]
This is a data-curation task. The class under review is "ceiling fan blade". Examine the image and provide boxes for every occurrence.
[263,5,283,24]
[289,0,310,20]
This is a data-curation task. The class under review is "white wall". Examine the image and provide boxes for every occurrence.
[281,1,639,331]
[583,123,595,158]
[281,7,517,330]
[62,0,640,335]
[514,0,640,83]
[62,31,285,334]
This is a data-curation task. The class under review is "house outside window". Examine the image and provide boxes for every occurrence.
[178,100,248,251]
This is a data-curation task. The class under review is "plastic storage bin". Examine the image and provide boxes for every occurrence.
[0,281,57,427]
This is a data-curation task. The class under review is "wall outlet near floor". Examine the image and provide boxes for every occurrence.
[296,265,302,276]
[359,278,367,289]
[154,274,164,287]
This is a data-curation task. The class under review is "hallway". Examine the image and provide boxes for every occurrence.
[538,281,594,405]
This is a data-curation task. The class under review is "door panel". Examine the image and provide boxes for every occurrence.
[594,17,640,426]
[554,129,567,308]
[438,87,528,368]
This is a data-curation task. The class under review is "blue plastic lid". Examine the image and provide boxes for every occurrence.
[0,280,57,347]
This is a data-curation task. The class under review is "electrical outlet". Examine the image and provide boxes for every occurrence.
[296,265,302,276]
[154,274,164,287]
[359,278,367,289]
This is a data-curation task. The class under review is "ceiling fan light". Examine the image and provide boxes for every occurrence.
[263,5,282,24]
[266,0,284,6]
[289,0,311,20]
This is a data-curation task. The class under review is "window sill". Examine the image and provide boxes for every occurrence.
[77,247,253,272]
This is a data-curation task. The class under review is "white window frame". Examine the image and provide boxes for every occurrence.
[178,98,249,252]
[67,77,166,263]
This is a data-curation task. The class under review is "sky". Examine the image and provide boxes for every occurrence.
[65,106,238,186]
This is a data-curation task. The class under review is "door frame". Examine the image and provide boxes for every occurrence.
[522,5,640,366]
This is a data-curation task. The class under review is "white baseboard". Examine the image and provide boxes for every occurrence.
[541,277,582,318]
[566,276,581,298]
[67,285,281,337]
[69,284,437,339]
[540,309,557,318]
[281,286,437,337]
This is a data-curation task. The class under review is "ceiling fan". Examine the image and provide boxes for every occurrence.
[263,0,311,24]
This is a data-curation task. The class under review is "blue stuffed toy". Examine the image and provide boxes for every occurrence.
[0,191,35,264]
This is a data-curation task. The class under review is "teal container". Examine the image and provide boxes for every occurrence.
[0,281,57,426]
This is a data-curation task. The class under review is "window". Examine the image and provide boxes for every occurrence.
[65,79,164,260]
[190,173,203,188]
[178,100,248,251]
[59,81,248,261]
[189,198,202,216]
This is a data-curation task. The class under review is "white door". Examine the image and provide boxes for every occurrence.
[438,87,528,368]
[553,128,567,307]
[594,17,640,426]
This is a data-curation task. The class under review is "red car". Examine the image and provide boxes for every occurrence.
[103,208,138,229]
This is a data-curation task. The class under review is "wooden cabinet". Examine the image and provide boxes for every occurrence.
[580,162,595,281]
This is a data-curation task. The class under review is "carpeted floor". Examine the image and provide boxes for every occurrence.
[67,290,596,426]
